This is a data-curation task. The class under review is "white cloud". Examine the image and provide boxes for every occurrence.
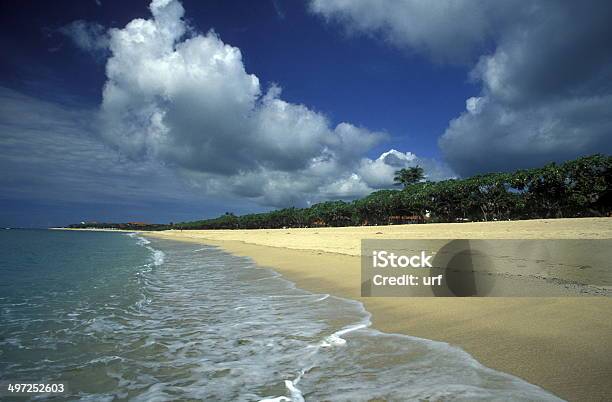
[357,149,415,188]
[98,0,452,207]
[358,149,453,188]
[59,20,109,56]
[465,97,484,115]
[310,0,612,176]
[310,0,518,64]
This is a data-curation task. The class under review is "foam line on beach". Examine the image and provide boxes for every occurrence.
[245,260,563,401]
[138,236,566,401]
[127,233,166,267]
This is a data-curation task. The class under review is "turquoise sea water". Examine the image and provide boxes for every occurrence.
[0,230,564,401]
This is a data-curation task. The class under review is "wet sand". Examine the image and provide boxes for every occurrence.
[145,218,612,401]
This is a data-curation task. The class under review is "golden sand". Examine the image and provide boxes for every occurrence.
[146,218,612,401]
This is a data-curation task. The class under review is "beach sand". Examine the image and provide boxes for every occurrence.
[145,218,612,401]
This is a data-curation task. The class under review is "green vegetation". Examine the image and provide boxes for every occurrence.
[393,166,425,188]
[68,154,611,231]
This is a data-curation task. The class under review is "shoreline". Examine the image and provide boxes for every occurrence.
[145,218,612,401]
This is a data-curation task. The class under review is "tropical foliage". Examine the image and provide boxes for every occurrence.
[393,166,425,187]
[69,154,612,230]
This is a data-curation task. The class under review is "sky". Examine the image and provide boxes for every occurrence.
[1,0,611,227]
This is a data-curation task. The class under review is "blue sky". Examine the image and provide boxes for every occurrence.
[1,0,611,227]
[1,0,475,157]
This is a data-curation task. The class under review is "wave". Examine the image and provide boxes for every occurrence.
[242,256,563,402]
[126,233,165,267]
[2,235,563,401]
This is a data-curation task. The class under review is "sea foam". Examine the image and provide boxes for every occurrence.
[127,233,166,267]
[1,233,565,401]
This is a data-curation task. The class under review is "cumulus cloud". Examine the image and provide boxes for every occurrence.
[357,149,416,188]
[310,0,612,176]
[59,20,109,56]
[357,149,454,188]
[310,0,515,64]
[98,0,450,207]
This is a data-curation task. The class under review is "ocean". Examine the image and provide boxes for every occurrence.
[0,230,563,401]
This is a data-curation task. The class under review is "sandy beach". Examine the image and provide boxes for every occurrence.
[142,218,612,401]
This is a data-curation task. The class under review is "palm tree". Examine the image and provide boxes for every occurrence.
[394,166,425,188]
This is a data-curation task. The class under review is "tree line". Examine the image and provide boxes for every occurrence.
[69,154,611,231]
